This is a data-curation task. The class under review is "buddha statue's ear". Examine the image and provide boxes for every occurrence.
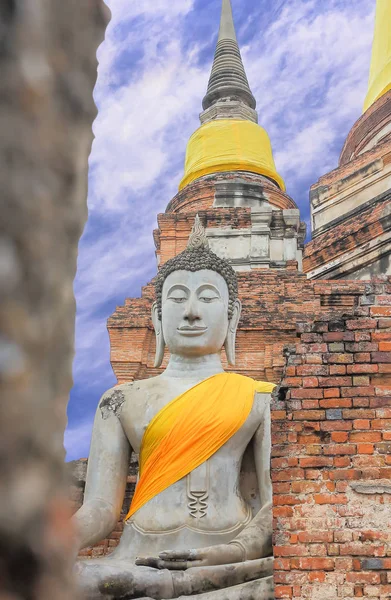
[152,302,165,368]
[225,299,242,366]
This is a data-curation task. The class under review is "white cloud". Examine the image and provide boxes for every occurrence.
[243,0,375,188]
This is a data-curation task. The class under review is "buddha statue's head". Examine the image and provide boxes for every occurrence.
[152,216,242,368]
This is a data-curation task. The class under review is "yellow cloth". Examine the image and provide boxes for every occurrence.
[126,373,275,520]
[364,0,391,112]
[179,119,285,192]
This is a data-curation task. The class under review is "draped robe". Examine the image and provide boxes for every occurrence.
[126,373,275,520]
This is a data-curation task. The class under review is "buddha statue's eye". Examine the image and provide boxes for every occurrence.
[199,292,219,303]
[167,289,188,303]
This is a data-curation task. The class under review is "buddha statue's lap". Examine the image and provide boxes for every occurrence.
[73,219,275,599]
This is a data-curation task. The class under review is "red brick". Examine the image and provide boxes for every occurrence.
[272,411,288,420]
[335,557,353,571]
[293,410,325,421]
[301,399,320,409]
[341,386,375,397]
[349,431,382,442]
[372,418,391,429]
[376,407,391,418]
[273,507,294,517]
[352,397,370,407]
[291,557,334,571]
[274,586,292,598]
[324,444,356,456]
[313,493,348,504]
[375,295,391,306]
[347,573,381,584]
[371,306,391,317]
[272,469,305,482]
[343,409,375,419]
[290,389,324,399]
[324,353,353,364]
[346,318,377,329]
[296,365,328,376]
[329,469,360,480]
[334,458,351,469]
[291,481,322,493]
[324,388,341,398]
[375,385,391,397]
[331,431,349,442]
[319,398,351,408]
[303,377,319,388]
[274,558,290,571]
[372,352,391,363]
[357,443,374,454]
[379,341,391,351]
[355,353,371,362]
[299,457,333,468]
[274,545,308,556]
[298,531,333,543]
[340,543,386,556]
[273,483,291,493]
[352,419,371,429]
[308,571,326,582]
[320,420,353,431]
[329,365,347,375]
[282,377,302,388]
[370,396,391,407]
[355,331,371,341]
[318,376,352,387]
[273,495,304,506]
[347,363,378,374]
[372,331,391,341]
[285,366,297,376]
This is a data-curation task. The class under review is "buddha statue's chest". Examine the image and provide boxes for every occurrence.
[120,382,263,454]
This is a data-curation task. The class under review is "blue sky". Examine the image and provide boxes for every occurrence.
[65,0,376,460]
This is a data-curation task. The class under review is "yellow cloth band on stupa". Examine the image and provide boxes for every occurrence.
[364,0,391,112]
[179,119,285,192]
[125,373,276,520]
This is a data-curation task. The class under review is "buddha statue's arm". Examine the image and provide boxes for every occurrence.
[227,393,273,560]
[73,390,131,551]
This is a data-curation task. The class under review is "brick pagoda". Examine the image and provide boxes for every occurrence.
[71,1,391,598]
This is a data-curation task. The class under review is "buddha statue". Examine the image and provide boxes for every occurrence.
[73,216,276,600]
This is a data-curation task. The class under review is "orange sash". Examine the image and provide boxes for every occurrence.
[125,372,275,520]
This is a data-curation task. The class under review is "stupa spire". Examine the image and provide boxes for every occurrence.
[218,0,236,42]
[202,0,256,112]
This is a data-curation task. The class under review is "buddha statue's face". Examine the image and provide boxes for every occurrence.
[161,269,230,357]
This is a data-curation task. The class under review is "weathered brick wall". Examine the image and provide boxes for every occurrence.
[303,190,391,276]
[165,171,296,216]
[108,275,374,385]
[340,90,391,166]
[272,279,391,599]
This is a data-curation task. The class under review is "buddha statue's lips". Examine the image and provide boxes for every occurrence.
[177,326,208,335]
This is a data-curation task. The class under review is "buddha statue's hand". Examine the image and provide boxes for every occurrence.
[135,543,243,570]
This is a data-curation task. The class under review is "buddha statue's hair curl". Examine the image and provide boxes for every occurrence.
[155,215,238,319]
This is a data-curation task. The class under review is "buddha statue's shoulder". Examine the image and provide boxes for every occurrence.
[98,375,167,418]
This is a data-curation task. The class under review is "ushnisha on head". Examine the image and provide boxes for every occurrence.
[152,216,241,368]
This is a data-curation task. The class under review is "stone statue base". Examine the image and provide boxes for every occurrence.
[76,557,274,599]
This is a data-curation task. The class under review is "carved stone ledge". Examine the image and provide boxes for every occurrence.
[350,479,391,495]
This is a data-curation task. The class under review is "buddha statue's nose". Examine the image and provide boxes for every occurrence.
[184,295,201,322]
